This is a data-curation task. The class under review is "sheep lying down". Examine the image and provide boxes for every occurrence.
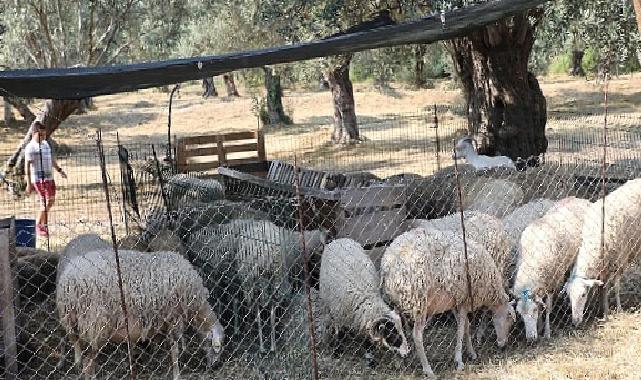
[56,249,224,380]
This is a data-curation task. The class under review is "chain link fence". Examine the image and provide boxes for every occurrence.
[2,108,641,379]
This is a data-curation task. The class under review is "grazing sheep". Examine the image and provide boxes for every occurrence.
[453,136,516,170]
[566,178,641,325]
[318,238,410,357]
[381,227,515,377]
[512,197,591,341]
[56,249,224,380]
[189,219,326,352]
[412,211,511,345]
[502,199,556,261]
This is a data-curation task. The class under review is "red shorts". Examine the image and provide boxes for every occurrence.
[35,179,56,204]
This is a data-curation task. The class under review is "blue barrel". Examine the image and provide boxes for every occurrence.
[15,219,36,248]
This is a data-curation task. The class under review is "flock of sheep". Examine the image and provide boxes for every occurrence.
[52,167,641,379]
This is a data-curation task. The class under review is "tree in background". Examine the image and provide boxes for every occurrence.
[0,0,190,175]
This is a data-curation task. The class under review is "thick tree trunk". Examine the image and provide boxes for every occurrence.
[327,56,359,144]
[201,77,218,98]
[223,73,240,97]
[4,97,36,123]
[414,45,428,88]
[4,99,80,175]
[3,98,15,124]
[447,12,546,160]
[569,50,585,76]
[262,67,291,125]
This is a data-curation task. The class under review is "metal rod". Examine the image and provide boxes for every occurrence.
[292,154,320,380]
[434,104,441,171]
[452,140,474,312]
[167,85,180,161]
[152,145,171,226]
[116,133,129,235]
[96,130,136,380]
[599,55,610,296]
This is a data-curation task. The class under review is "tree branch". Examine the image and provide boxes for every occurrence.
[3,97,35,123]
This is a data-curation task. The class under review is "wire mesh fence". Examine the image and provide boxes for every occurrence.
[2,108,641,380]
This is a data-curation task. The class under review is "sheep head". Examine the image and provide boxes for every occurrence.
[491,302,516,348]
[366,310,410,357]
[514,290,546,342]
[565,277,603,326]
[453,136,476,160]
[205,318,225,368]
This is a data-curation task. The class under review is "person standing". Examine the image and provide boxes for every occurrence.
[24,121,67,237]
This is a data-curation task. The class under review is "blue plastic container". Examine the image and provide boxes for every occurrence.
[15,218,36,248]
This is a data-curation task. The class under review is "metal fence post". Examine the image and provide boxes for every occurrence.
[0,217,18,380]
[433,104,441,171]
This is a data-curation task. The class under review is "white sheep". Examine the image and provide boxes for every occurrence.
[56,249,224,380]
[512,197,591,341]
[453,136,516,170]
[566,178,641,325]
[381,227,515,377]
[412,211,511,345]
[318,238,410,357]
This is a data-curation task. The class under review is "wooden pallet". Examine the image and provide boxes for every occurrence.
[175,130,266,173]
[219,160,408,246]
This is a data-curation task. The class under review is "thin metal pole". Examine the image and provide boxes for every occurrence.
[167,85,180,161]
[452,141,474,312]
[152,145,172,226]
[434,104,441,171]
[116,133,129,235]
[292,154,320,380]
[96,130,136,380]
[599,57,610,289]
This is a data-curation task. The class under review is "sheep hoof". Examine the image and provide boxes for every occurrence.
[422,368,436,378]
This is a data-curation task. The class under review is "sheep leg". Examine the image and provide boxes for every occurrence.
[270,305,276,352]
[82,347,97,380]
[170,337,181,380]
[601,284,610,320]
[544,294,553,339]
[615,277,622,312]
[464,313,477,361]
[474,311,488,346]
[257,304,265,353]
[233,299,240,336]
[412,314,434,378]
[455,308,467,371]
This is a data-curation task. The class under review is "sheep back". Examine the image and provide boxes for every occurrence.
[576,178,641,280]
[514,197,591,294]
